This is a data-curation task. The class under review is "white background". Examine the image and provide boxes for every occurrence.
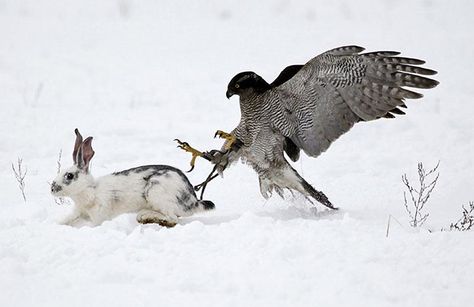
[0,1,473,306]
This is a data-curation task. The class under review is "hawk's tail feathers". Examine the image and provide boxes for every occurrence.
[259,164,338,210]
[300,179,338,210]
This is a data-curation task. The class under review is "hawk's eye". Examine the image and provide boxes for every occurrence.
[65,173,74,180]
[235,84,240,88]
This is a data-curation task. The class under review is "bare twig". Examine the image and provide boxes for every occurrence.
[117,0,131,19]
[12,158,27,202]
[386,214,406,237]
[33,82,44,106]
[402,161,440,227]
[449,201,474,231]
[386,215,391,237]
[22,82,44,106]
[53,150,67,205]
[57,149,62,174]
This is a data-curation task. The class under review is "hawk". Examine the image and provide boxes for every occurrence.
[177,45,438,209]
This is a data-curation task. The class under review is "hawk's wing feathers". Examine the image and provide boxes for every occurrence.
[270,65,304,88]
[275,45,439,158]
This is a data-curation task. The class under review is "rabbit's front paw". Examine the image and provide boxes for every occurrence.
[59,210,90,227]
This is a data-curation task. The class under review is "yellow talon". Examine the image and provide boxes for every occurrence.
[214,130,236,150]
[174,139,204,172]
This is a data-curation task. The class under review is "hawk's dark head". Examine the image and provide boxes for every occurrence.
[226,71,271,99]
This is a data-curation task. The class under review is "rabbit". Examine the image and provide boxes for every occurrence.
[50,129,215,227]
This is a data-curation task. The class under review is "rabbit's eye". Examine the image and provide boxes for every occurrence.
[65,173,74,180]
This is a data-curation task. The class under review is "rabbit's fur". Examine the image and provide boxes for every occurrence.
[51,129,214,227]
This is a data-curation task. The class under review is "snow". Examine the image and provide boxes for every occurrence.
[1,0,473,306]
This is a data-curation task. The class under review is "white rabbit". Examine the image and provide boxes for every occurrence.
[51,129,215,227]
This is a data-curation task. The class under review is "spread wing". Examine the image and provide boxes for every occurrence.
[274,45,439,158]
[270,65,304,88]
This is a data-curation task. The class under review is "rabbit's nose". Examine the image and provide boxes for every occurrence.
[51,182,62,193]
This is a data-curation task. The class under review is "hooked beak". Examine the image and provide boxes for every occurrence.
[226,90,234,99]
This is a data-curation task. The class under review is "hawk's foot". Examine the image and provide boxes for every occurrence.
[175,139,205,172]
[214,130,237,150]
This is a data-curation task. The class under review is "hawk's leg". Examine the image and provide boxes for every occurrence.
[175,139,212,172]
[194,164,220,200]
[214,130,237,150]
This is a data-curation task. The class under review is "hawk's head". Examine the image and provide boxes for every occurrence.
[226,72,271,99]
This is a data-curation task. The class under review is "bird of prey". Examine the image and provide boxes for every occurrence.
[176,45,438,210]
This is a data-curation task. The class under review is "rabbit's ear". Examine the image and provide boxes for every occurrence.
[78,136,95,172]
[73,129,83,165]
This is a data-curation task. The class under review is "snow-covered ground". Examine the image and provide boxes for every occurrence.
[1,0,473,306]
